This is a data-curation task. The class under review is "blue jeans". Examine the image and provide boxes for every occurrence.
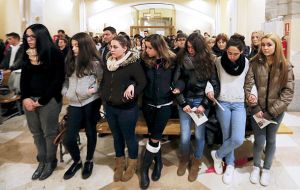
[251,112,284,169]
[215,101,246,166]
[178,98,209,160]
[105,104,139,159]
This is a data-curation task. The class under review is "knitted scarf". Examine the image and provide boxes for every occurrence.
[221,53,245,76]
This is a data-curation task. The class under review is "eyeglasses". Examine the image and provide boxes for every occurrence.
[25,35,36,40]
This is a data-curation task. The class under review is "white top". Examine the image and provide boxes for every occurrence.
[215,56,249,103]
[9,43,21,67]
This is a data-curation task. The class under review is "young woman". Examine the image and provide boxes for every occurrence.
[247,31,264,59]
[173,32,220,182]
[212,33,228,57]
[244,33,294,186]
[139,34,176,189]
[101,35,146,182]
[20,24,65,180]
[208,34,249,184]
[62,32,103,180]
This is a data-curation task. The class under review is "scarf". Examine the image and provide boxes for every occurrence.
[106,51,132,71]
[221,53,245,76]
[26,48,40,65]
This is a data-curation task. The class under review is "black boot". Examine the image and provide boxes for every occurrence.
[82,161,94,179]
[32,162,45,180]
[39,161,57,180]
[140,149,155,189]
[63,161,82,180]
[151,149,163,181]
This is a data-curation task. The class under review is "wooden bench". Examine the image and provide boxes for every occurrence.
[96,119,293,135]
[97,119,183,135]
[0,94,22,124]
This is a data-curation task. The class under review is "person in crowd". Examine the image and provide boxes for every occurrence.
[101,35,146,182]
[93,36,102,51]
[208,34,249,184]
[204,32,210,39]
[0,32,24,72]
[206,37,216,51]
[61,32,103,180]
[58,38,69,58]
[20,24,65,180]
[100,26,117,64]
[172,32,220,182]
[144,30,149,37]
[172,33,187,54]
[248,31,264,59]
[132,35,143,54]
[55,29,70,46]
[244,33,294,186]
[212,33,228,57]
[141,38,146,52]
[0,39,6,64]
[139,34,176,189]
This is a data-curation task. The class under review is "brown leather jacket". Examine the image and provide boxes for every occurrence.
[244,60,294,119]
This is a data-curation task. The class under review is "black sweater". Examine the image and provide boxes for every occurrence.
[20,47,65,105]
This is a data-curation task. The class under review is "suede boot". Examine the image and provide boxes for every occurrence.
[113,156,125,182]
[177,158,188,176]
[121,158,137,182]
[188,155,201,182]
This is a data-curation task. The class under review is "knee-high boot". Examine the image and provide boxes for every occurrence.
[151,149,163,181]
[140,142,160,189]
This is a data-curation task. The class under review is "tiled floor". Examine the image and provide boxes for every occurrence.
[0,112,300,190]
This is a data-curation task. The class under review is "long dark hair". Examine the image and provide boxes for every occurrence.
[142,34,175,69]
[65,32,101,77]
[23,24,58,65]
[179,32,215,79]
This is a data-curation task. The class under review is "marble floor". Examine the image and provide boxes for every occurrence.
[1,112,300,190]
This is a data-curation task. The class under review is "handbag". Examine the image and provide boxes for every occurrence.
[53,114,68,145]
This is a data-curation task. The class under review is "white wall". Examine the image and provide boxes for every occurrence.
[0,0,22,39]
[43,0,80,37]
[86,0,215,35]
[237,0,265,45]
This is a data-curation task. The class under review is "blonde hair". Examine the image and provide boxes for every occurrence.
[252,33,288,87]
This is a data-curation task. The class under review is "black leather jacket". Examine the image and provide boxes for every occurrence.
[173,54,220,108]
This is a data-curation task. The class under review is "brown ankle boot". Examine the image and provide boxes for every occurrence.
[121,158,137,182]
[177,159,188,176]
[113,156,125,182]
[188,155,201,182]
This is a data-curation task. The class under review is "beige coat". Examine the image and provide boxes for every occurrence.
[244,60,294,119]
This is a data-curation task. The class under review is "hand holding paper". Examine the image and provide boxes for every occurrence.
[188,107,208,126]
[253,115,278,129]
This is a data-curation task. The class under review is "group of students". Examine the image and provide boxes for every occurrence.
[19,23,294,189]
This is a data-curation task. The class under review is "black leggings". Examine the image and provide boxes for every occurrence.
[142,104,172,140]
[63,99,101,162]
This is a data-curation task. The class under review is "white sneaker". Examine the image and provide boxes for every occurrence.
[211,150,223,174]
[223,165,234,185]
[249,166,260,184]
[260,169,271,186]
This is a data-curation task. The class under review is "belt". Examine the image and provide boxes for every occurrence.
[147,101,173,108]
